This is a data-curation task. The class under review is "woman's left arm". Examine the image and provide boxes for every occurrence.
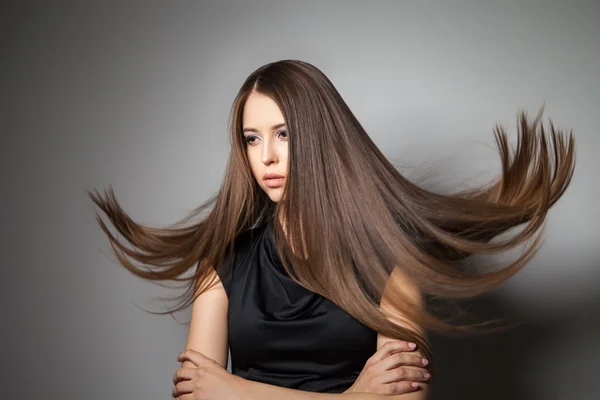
[241,378,427,400]
[375,266,430,399]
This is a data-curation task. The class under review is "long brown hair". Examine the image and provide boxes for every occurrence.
[88,60,575,373]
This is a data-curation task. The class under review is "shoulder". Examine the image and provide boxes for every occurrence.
[376,267,429,392]
[383,267,423,306]
[377,266,425,344]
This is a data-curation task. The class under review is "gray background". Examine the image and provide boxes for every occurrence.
[3,1,599,399]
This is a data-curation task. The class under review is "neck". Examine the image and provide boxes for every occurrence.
[275,213,308,260]
[278,213,288,238]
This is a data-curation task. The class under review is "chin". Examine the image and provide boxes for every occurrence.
[268,193,282,203]
[264,187,283,203]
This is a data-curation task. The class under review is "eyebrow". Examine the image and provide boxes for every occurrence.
[242,123,287,134]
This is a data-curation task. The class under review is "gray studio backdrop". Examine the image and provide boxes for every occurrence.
[3,1,599,399]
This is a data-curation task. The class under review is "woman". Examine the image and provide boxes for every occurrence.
[89,59,575,399]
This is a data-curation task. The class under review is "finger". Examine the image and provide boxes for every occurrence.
[172,368,195,385]
[385,381,423,395]
[177,349,209,366]
[378,352,429,372]
[172,381,194,398]
[368,341,417,364]
[378,366,431,385]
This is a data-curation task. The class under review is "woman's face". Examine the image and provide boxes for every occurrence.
[242,91,289,203]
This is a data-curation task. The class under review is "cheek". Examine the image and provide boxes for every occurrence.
[283,154,290,174]
[279,145,289,171]
[246,152,261,179]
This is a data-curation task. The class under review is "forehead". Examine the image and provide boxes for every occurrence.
[242,92,285,127]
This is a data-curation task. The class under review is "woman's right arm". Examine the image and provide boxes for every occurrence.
[181,267,229,369]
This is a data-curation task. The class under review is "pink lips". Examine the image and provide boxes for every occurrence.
[263,173,285,188]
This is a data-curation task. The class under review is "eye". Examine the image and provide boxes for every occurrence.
[244,135,258,145]
[277,130,288,139]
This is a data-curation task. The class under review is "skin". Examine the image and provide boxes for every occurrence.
[242,91,289,203]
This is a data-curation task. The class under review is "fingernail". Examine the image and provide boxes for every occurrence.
[422,358,429,366]
[424,372,431,379]
[411,382,419,389]
[408,342,416,349]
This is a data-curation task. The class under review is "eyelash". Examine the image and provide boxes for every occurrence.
[244,130,288,145]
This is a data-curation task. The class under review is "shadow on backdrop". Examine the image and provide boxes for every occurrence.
[428,285,600,400]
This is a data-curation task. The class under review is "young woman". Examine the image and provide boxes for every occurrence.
[89,59,575,399]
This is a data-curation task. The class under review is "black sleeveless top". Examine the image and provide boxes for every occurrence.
[213,217,378,393]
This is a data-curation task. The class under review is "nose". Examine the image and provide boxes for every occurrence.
[261,139,278,165]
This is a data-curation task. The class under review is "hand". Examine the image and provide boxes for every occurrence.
[172,349,245,400]
[345,340,431,395]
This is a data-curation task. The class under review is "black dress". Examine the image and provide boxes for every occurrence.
[213,217,378,394]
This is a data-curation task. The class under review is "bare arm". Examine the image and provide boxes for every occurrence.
[241,380,423,399]
[375,267,430,399]
[181,267,229,370]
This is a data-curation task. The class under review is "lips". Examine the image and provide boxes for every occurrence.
[263,173,285,180]
[263,173,285,188]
